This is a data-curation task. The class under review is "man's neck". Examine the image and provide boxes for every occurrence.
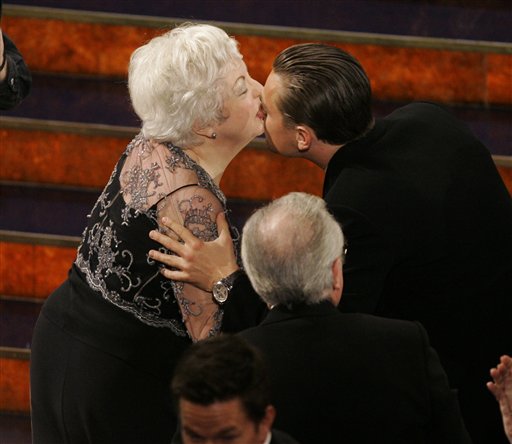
[310,118,376,169]
[306,141,344,170]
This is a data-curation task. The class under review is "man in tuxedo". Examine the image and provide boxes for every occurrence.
[171,334,300,444]
[149,43,512,443]
[237,191,470,443]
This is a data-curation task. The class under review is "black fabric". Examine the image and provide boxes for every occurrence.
[30,138,266,443]
[222,271,268,333]
[239,301,472,444]
[30,308,180,444]
[324,102,512,443]
[30,269,190,444]
[270,428,302,444]
[0,33,31,109]
[233,102,512,443]
[171,427,300,444]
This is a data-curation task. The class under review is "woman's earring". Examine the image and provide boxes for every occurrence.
[210,132,217,140]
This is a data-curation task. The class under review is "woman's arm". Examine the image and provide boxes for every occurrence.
[149,214,267,330]
[149,213,238,291]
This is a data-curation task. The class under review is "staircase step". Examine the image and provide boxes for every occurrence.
[2,6,511,106]
[0,298,38,414]
[0,180,272,300]
[0,298,42,349]
[0,348,30,414]
[7,0,510,42]
[0,120,325,200]
[0,413,32,444]
[0,72,139,126]
[0,183,268,237]
[0,233,78,300]
[2,122,508,199]
[0,184,99,236]
[1,70,511,155]
[0,299,38,415]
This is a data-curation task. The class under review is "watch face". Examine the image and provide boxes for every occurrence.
[213,283,229,304]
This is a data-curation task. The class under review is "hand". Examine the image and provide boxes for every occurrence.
[487,355,512,442]
[148,212,239,292]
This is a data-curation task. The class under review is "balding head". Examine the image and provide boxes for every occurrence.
[241,192,345,308]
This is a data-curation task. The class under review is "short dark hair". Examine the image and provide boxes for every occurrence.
[171,334,271,423]
[272,43,373,145]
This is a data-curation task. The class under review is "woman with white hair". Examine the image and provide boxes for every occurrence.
[30,24,267,443]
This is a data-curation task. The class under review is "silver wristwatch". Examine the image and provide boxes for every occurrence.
[212,270,242,305]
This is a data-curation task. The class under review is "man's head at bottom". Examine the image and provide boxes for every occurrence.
[172,334,275,444]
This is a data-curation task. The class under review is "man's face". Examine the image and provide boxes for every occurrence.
[261,71,299,157]
[179,398,271,444]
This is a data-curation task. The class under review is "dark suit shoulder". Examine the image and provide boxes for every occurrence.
[270,428,302,444]
[342,313,428,348]
[384,102,477,146]
[240,307,429,358]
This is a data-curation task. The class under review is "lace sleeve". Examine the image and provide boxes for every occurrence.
[119,135,226,340]
[155,164,225,342]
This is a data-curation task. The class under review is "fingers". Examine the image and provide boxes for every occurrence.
[501,355,512,369]
[216,211,229,232]
[495,360,512,382]
[488,357,512,399]
[159,267,189,282]
[147,248,195,283]
[147,247,196,283]
[161,217,198,245]
[490,367,506,388]
[487,381,499,399]
[149,226,184,253]
[216,212,233,243]
[148,247,182,268]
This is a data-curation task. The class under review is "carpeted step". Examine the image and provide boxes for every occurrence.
[2,5,510,106]
[6,0,510,42]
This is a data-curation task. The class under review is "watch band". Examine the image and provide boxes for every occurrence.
[219,269,243,289]
[212,269,243,305]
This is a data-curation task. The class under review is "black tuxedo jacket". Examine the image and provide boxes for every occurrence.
[270,429,301,444]
[171,427,299,444]
[239,301,471,444]
[323,102,512,442]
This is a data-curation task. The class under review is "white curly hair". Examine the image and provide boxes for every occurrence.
[128,23,243,146]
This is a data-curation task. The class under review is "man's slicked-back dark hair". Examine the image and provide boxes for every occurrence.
[272,43,373,145]
[171,334,271,423]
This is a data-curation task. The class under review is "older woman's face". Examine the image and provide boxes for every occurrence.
[215,61,265,146]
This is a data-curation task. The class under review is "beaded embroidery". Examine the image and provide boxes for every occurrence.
[75,133,233,338]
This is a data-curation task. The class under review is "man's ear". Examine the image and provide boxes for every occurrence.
[331,256,344,306]
[296,125,313,152]
[259,405,276,436]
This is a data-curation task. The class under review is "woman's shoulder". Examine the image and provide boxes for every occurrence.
[120,134,212,212]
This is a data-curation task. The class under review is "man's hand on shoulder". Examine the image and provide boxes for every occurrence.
[149,212,239,292]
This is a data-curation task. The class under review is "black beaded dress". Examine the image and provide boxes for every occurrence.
[30,134,265,444]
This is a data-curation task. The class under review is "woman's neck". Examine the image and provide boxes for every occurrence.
[186,140,244,185]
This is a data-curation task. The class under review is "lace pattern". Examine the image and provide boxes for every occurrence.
[75,133,234,337]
